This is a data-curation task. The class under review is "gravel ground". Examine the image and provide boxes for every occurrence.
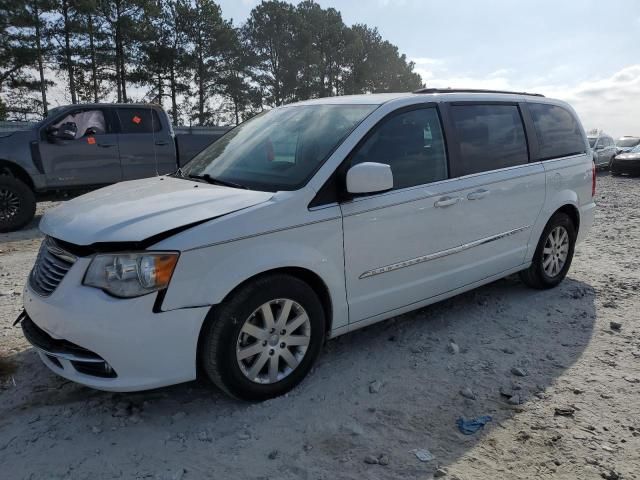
[1,173,638,480]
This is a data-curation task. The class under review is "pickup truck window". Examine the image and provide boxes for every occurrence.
[52,110,107,138]
[183,104,377,192]
[116,108,162,134]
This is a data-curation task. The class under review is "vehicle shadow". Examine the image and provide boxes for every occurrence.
[0,275,597,479]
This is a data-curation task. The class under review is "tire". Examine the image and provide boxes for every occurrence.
[200,274,326,401]
[519,212,576,290]
[0,175,36,233]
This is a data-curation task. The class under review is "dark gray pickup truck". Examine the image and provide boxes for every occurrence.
[0,103,228,232]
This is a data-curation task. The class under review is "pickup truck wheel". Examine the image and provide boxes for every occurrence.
[200,274,325,401]
[519,212,576,289]
[0,176,36,233]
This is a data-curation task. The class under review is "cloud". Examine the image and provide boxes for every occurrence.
[410,58,640,137]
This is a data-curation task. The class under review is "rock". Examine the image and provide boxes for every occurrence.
[573,388,584,395]
[609,321,622,331]
[459,387,476,400]
[623,376,639,384]
[511,367,528,377]
[0,290,14,297]
[129,414,141,424]
[237,432,251,440]
[507,394,521,405]
[434,467,448,477]
[499,386,513,397]
[602,301,617,309]
[447,342,460,355]
[171,411,187,422]
[501,347,515,354]
[601,470,621,480]
[268,450,279,460]
[303,444,313,452]
[378,454,390,466]
[369,380,382,394]
[364,455,379,464]
[554,407,575,417]
[410,346,422,354]
[412,448,434,462]
[91,426,102,434]
[197,431,211,442]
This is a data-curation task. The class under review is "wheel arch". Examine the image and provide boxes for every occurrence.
[555,203,580,232]
[0,159,35,190]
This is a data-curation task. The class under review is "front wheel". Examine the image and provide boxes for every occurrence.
[200,274,326,401]
[0,175,36,233]
[519,212,576,289]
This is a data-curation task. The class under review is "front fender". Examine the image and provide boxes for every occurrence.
[160,217,349,330]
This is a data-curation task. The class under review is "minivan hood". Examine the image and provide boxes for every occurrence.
[40,176,273,245]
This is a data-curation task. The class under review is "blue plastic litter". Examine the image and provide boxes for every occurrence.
[456,415,492,435]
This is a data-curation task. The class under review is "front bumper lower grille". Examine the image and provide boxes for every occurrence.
[21,313,117,379]
[29,237,76,297]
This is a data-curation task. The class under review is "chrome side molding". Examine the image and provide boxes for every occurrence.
[359,225,531,279]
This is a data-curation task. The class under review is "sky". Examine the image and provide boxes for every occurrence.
[217,0,640,138]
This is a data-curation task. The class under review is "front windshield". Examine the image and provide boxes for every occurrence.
[183,104,377,191]
[630,144,640,153]
[588,137,598,148]
[617,137,640,148]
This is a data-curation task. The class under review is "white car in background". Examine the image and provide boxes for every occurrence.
[19,89,596,401]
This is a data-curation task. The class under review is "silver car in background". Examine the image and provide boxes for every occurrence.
[588,133,617,168]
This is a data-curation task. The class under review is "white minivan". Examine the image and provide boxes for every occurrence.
[19,89,596,401]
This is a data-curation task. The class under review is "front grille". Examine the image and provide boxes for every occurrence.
[29,237,76,296]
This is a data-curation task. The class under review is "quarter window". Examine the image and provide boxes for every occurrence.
[528,103,586,160]
[350,107,448,190]
[450,104,528,176]
[116,108,162,134]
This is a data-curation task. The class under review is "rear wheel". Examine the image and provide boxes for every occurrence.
[0,175,36,233]
[519,212,576,289]
[200,274,325,401]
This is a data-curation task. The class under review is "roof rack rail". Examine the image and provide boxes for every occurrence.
[413,88,545,97]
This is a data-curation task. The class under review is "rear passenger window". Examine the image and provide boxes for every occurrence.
[351,107,448,190]
[528,103,586,160]
[450,104,528,176]
[116,108,162,134]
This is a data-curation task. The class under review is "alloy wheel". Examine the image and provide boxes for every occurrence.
[542,226,569,277]
[236,298,311,384]
[0,187,20,222]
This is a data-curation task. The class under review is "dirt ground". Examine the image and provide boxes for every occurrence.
[1,172,638,480]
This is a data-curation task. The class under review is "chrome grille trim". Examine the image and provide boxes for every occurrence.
[29,237,76,296]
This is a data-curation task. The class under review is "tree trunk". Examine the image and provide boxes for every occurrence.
[62,0,77,104]
[33,0,48,116]
[88,15,99,103]
[197,49,204,125]
[169,65,178,125]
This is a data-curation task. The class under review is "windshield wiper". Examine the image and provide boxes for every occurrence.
[187,173,248,190]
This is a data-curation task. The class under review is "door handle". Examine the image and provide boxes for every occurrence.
[467,188,489,200]
[155,140,169,146]
[97,142,116,148]
[434,196,461,208]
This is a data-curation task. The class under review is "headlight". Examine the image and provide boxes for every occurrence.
[83,252,179,298]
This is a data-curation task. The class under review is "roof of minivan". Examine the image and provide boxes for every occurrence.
[292,91,560,106]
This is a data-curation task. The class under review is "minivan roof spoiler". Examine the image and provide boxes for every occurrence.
[413,88,545,97]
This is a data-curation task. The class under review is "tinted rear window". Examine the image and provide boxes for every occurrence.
[451,104,528,176]
[116,108,162,134]
[528,103,585,160]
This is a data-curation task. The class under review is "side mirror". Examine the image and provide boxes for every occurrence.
[48,122,77,141]
[346,162,393,194]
